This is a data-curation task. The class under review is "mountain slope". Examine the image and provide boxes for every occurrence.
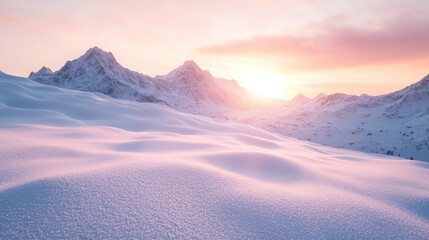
[1,72,429,239]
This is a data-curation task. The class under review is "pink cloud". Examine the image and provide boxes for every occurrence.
[198,15,429,69]
[0,15,23,26]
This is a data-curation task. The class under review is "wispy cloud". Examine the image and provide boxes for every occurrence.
[198,14,429,70]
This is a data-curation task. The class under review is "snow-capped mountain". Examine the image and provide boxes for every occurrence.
[29,47,255,117]
[29,47,429,161]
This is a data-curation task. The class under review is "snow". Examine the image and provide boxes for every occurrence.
[29,47,429,161]
[1,72,429,239]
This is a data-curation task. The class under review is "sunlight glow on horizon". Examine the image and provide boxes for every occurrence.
[233,69,289,99]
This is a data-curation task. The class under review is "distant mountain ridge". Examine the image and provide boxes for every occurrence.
[29,47,429,161]
[29,47,255,116]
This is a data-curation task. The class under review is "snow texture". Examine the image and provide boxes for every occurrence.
[1,72,429,239]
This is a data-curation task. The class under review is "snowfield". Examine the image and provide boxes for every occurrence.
[1,72,429,239]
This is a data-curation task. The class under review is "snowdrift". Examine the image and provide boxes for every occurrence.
[0,72,428,239]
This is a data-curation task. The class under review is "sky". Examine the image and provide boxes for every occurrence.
[0,0,428,99]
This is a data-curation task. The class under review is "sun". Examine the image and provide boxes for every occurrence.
[236,70,286,99]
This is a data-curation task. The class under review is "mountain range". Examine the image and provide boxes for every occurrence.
[29,47,255,117]
[29,47,429,161]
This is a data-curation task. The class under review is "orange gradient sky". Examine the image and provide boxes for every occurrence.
[1,0,428,99]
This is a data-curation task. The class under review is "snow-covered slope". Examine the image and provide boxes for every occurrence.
[1,72,429,239]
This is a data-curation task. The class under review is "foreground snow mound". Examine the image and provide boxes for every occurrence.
[0,72,428,239]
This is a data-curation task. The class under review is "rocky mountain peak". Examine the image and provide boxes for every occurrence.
[77,46,118,66]
[162,60,209,82]
[29,66,53,78]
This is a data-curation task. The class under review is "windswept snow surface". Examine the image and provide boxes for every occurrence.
[1,72,429,239]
